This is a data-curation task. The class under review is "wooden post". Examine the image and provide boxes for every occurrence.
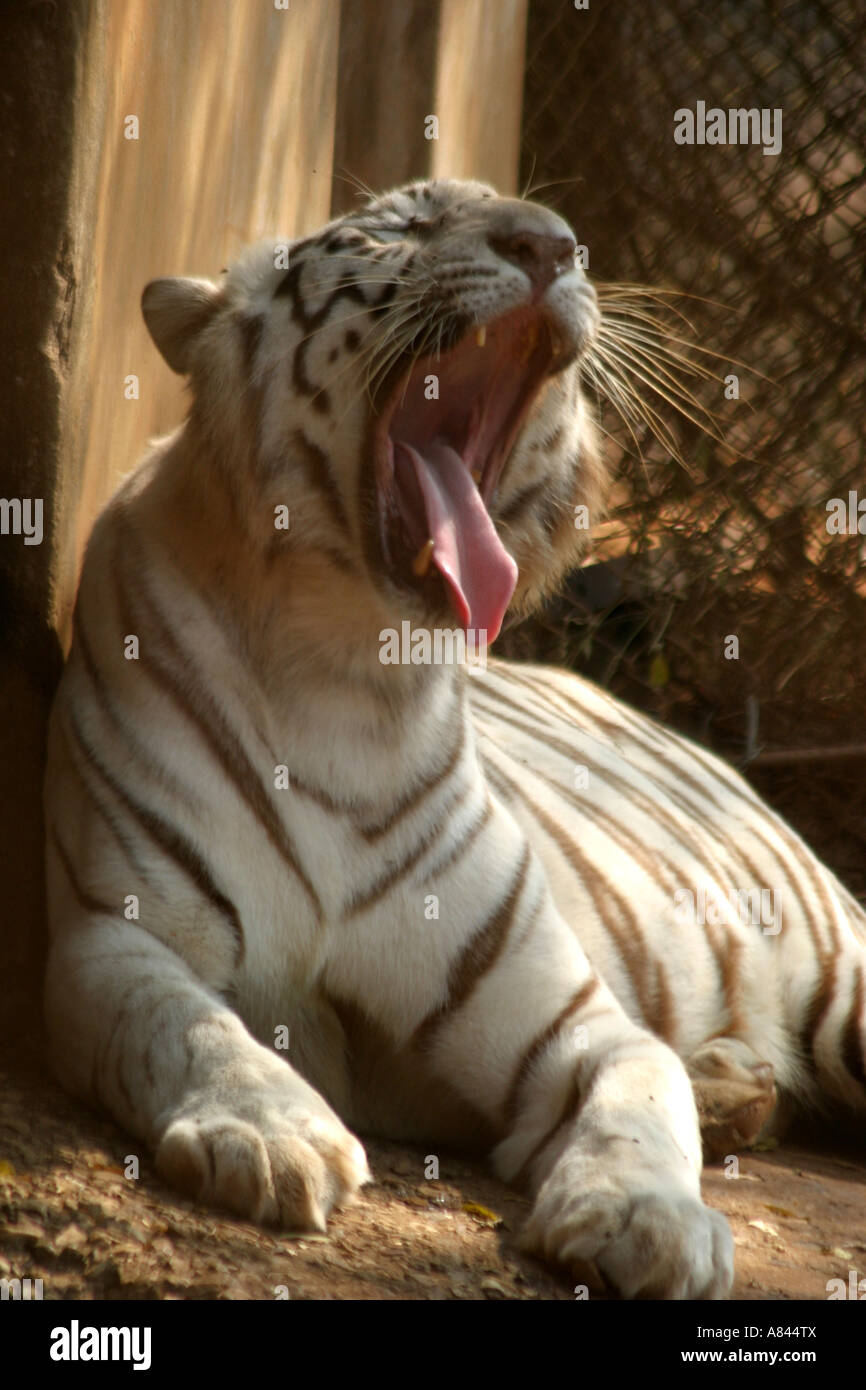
[71,0,341,640]
[332,0,528,214]
[332,0,441,214]
[433,0,528,193]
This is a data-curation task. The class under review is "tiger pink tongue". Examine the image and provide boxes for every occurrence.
[394,440,518,643]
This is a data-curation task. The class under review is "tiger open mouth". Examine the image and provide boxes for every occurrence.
[375,305,562,644]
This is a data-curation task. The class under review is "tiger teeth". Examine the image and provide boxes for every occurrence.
[476,326,486,347]
[519,323,539,363]
[412,538,435,578]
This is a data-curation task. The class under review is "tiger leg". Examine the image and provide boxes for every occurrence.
[506,986,734,1298]
[44,920,370,1228]
[396,873,733,1297]
[685,1038,777,1161]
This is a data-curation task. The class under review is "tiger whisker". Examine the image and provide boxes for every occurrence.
[594,332,726,419]
[332,167,380,202]
[582,357,667,475]
[597,281,737,318]
[591,339,722,446]
[587,349,690,457]
[520,173,583,203]
[360,305,433,388]
[589,347,717,467]
[597,326,723,395]
[327,316,425,429]
[600,311,770,382]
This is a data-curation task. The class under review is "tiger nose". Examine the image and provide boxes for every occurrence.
[488,229,577,291]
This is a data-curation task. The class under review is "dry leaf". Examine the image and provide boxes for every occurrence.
[747,1219,779,1237]
[481,1277,513,1298]
[461,1202,503,1227]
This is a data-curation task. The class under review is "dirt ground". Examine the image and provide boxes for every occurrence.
[1,1046,864,1302]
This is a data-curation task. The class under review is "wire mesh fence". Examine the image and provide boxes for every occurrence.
[505,0,866,895]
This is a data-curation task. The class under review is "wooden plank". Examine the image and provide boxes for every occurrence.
[332,0,441,213]
[68,0,341,637]
[0,0,93,1019]
[433,0,528,193]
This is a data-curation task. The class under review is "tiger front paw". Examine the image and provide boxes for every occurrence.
[519,1162,733,1299]
[154,1084,370,1230]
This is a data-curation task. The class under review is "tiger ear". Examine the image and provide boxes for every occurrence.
[141,277,221,375]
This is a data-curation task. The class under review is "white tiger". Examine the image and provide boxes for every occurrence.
[44,178,866,1301]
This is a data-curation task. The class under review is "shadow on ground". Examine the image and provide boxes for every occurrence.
[1,1048,864,1301]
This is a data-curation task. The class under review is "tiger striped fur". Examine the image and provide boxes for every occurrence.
[44,179,866,1300]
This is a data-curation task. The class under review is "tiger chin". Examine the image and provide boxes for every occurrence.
[44,179,866,1301]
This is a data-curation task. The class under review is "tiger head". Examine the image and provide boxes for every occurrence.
[142,179,606,654]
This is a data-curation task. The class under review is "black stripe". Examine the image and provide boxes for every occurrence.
[503,976,599,1129]
[498,479,547,528]
[115,530,322,922]
[412,843,531,1051]
[483,756,662,1035]
[513,659,852,963]
[343,778,473,919]
[292,429,350,535]
[800,957,837,1064]
[423,792,494,878]
[357,717,466,841]
[503,664,721,809]
[513,1069,586,1192]
[50,825,116,918]
[484,734,683,1040]
[478,674,799,1036]
[237,313,265,381]
[237,313,266,467]
[478,672,729,869]
[841,966,866,1091]
[65,704,245,967]
[275,259,369,410]
[480,669,803,928]
[73,612,197,867]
